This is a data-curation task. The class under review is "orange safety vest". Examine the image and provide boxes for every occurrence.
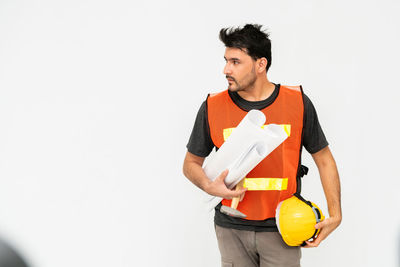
[207,85,304,220]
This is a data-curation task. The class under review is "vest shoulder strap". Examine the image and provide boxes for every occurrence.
[207,90,229,110]
[208,90,227,100]
[281,85,301,92]
[208,92,219,98]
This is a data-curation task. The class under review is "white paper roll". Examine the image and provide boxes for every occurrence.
[203,110,288,211]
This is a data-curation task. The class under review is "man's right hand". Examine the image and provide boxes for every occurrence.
[204,169,247,199]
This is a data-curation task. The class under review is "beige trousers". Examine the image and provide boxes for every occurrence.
[215,225,301,267]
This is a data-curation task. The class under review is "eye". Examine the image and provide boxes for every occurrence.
[233,60,239,65]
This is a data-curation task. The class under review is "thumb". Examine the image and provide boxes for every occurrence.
[315,220,327,229]
[217,169,229,181]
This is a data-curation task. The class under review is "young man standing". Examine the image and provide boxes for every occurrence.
[183,24,341,267]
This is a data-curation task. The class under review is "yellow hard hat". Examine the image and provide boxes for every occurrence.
[275,194,325,246]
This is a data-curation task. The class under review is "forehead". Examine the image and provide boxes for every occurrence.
[224,47,251,60]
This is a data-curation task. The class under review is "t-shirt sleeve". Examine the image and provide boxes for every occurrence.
[302,94,329,154]
[186,100,215,157]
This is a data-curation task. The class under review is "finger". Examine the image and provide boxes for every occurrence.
[310,237,321,247]
[228,189,245,198]
[304,240,318,248]
[230,188,247,199]
[315,220,326,229]
[221,183,246,198]
[315,230,327,243]
[238,188,247,194]
[309,230,325,247]
[220,169,229,177]
[216,169,229,182]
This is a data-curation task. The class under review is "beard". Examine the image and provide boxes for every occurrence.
[227,66,257,92]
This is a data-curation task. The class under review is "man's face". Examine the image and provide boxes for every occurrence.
[223,47,257,92]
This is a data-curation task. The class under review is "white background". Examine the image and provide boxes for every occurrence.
[1,0,400,266]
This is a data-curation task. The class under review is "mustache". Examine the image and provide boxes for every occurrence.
[226,76,236,82]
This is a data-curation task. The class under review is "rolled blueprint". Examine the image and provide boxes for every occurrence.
[203,109,289,211]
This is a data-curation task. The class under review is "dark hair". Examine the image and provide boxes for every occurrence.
[219,24,272,71]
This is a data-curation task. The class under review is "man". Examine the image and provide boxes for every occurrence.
[183,24,341,267]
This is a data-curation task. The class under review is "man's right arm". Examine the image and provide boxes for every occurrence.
[182,151,246,199]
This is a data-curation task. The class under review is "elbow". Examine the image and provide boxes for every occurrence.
[182,151,205,178]
[182,160,188,178]
[182,158,192,178]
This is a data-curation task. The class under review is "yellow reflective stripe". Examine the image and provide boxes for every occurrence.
[243,178,288,191]
[223,128,235,142]
[223,124,291,141]
[261,124,291,137]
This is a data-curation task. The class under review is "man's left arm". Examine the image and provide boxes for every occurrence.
[305,146,342,247]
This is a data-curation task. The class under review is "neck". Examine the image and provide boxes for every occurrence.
[237,75,275,101]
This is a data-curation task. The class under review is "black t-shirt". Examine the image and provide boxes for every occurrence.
[186,84,328,232]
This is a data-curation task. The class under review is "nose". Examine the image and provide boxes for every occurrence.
[223,63,231,75]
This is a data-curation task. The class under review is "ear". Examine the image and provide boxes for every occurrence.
[256,57,268,73]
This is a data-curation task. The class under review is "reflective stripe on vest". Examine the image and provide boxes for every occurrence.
[243,177,288,191]
[207,85,304,220]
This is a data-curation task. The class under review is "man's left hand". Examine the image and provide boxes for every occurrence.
[304,216,342,248]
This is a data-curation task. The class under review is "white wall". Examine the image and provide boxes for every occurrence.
[0,0,399,266]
